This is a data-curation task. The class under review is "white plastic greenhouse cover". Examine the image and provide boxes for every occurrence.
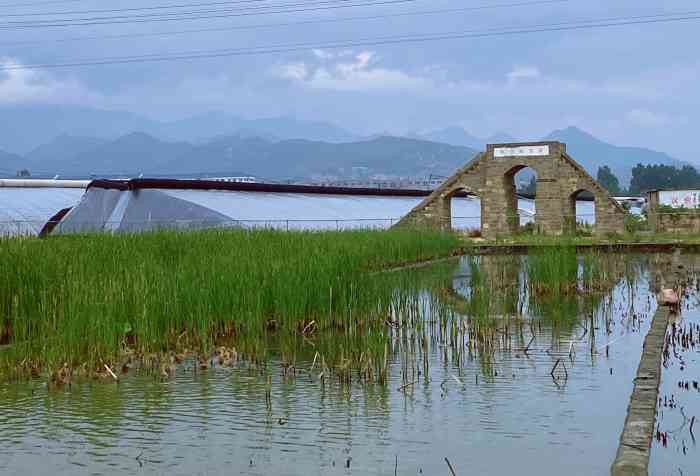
[55,187,488,233]
[52,179,577,234]
[0,186,85,237]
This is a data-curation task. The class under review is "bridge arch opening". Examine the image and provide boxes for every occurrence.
[504,165,538,233]
[448,188,482,236]
[568,189,596,235]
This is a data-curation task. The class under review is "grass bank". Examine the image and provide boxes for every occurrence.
[474,231,700,247]
[0,228,460,380]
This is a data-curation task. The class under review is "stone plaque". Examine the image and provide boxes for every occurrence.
[493,145,550,158]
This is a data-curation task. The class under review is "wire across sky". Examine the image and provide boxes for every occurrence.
[0,0,572,47]
[0,10,697,71]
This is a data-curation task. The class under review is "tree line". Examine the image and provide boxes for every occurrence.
[598,164,700,196]
[519,163,700,197]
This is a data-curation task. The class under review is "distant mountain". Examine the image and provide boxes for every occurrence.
[167,113,357,143]
[26,134,107,167]
[544,126,685,186]
[412,127,521,149]
[486,132,519,144]
[412,127,484,150]
[0,104,155,154]
[0,149,30,176]
[161,135,477,179]
[239,116,358,143]
[25,133,477,179]
[5,106,686,185]
[58,132,196,175]
[0,105,358,154]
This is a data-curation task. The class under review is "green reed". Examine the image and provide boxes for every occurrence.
[526,243,580,294]
[0,228,460,378]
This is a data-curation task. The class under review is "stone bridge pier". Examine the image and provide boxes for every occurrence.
[397,141,626,239]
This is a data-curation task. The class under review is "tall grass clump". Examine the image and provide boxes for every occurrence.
[0,228,460,379]
[525,243,603,324]
[526,243,580,295]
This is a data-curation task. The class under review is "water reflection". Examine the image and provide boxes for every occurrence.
[650,270,700,475]
[0,253,692,476]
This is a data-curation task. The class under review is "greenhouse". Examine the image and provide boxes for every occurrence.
[0,179,88,237]
[53,178,499,233]
[0,178,602,237]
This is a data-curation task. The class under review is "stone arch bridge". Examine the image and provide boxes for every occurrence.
[397,141,626,239]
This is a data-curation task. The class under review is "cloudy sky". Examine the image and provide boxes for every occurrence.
[0,0,697,159]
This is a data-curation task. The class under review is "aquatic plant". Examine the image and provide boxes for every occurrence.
[0,228,460,379]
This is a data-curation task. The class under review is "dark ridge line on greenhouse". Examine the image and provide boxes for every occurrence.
[85,178,557,200]
[87,178,477,198]
[38,207,71,238]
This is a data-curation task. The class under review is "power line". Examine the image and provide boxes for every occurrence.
[0,0,84,7]
[0,0,272,16]
[0,0,418,29]
[0,0,299,17]
[0,0,571,48]
[1,11,697,70]
[0,0,401,25]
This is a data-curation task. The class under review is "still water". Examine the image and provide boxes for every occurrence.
[0,254,696,476]
[650,276,700,476]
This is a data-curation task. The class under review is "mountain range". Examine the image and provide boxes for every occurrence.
[0,104,358,155]
[0,104,687,184]
[410,127,518,150]
[14,133,476,180]
[0,149,26,176]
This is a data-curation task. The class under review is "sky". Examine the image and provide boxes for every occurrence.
[0,0,698,160]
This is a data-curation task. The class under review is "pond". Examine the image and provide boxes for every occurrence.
[0,253,697,475]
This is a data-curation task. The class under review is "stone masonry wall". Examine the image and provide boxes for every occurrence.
[656,213,700,233]
[397,141,626,239]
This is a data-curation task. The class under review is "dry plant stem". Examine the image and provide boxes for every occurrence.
[104,364,118,381]
[523,335,535,354]
[550,358,568,381]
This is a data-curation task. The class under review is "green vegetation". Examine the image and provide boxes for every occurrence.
[624,213,647,234]
[525,244,606,324]
[595,162,700,197]
[656,204,700,215]
[629,163,700,195]
[0,228,460,380]
[527,243,580,294]
[597,165,621,195]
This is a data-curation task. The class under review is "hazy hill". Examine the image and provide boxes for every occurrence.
[0,105,358,154]
[27,134,107,167]
[162,135,478,179]
[0,104,154,154]
[23,133,477,179]
[59,132,196,176]
[0,149,30,176]
[418,125,685,186]
[486,132,519,144]
[412,128,521,150]
[413,127,484,150]
[7,111,687,185]
[544,126,684,185]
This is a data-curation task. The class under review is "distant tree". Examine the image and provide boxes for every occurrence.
[596,166,621,195]
[16,169,31,177]
[628,163,700,195]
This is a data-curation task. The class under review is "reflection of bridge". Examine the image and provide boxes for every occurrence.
[397,141,626,239]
